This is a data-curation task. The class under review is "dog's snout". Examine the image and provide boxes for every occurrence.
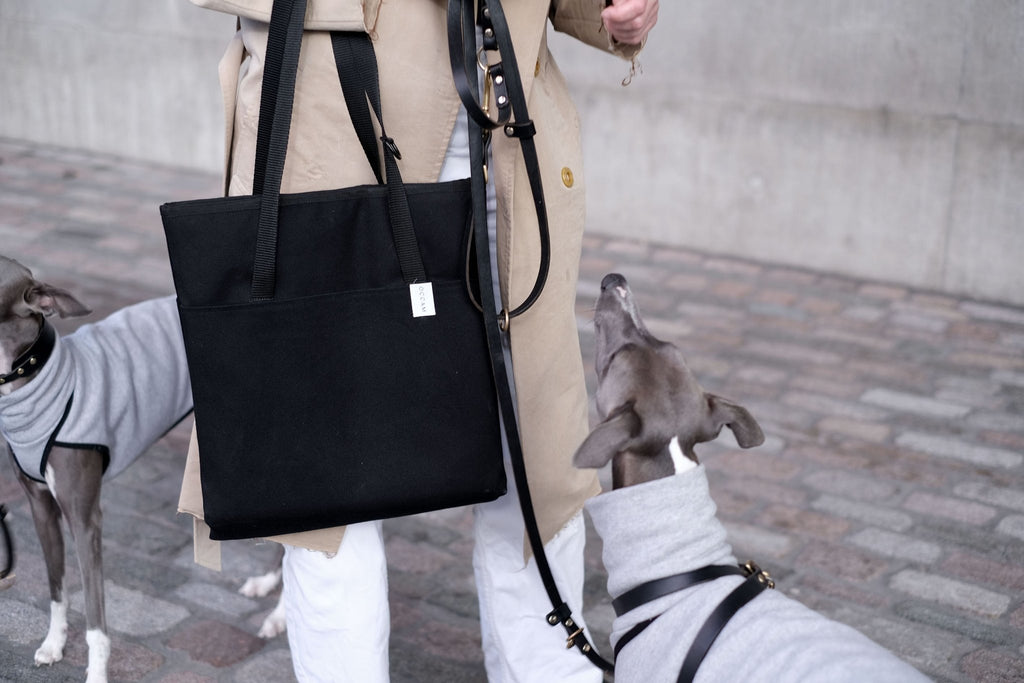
[601,273,627,291]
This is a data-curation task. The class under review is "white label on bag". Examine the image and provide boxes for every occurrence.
[410,282,436,318]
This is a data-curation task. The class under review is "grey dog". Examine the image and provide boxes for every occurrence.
[574,273,929,682]
[0,254,192,682]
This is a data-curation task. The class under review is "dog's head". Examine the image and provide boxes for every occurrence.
[574,273,763,488]
[0,255,90,392]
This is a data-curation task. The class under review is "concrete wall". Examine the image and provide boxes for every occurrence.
[2,1,1022,305]
[552,0,1024,305]
[0,0,233,172]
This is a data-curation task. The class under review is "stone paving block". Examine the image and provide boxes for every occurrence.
[941,551,1024,592]
[903,491,999,526]
[173,582,261,620]
[849,528,943,563]
[722,521,794,559]
[811,494,914,532]
[0,597,50,646]
[894,602,1018,646]
[784,391,891,421]
[953,482,1024,512]
[890,570,1012,617]
[861,388,972,418]
[815,415,892,443]
[803,470,898,502]
[70,582,190,637]
[229,648,297,683]
[960,647,1024,683]
[166,620,265,668]
[995,515,1024,542]
[795,541,891,581]
[896,431,1024,469]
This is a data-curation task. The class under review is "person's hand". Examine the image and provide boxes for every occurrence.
[601,0,659,45]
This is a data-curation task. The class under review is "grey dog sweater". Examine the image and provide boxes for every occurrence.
[1,296,192,482]
[585,467,931,682]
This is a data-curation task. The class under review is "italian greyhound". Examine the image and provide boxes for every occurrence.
[0,254,193,682]
[574,273,929,682]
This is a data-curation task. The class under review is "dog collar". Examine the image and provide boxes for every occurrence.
[0,320,56,386]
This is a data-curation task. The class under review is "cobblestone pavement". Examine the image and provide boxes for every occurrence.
[1,137,1022,682]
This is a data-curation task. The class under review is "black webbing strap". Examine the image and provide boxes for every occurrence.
[249,0,305,300]
[249,0,427,300]
[452,0,610,673]
[329,32,426,285]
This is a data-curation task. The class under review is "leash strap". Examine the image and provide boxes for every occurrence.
[447,0,550,324]
[452,0,611,672]
[0,504,13,582]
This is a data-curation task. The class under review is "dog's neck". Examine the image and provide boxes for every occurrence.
[587,466,737,602]
[612,437,697,489]
[0,318,52,396]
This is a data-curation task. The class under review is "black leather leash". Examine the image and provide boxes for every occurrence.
[449,0,612,672]
[0,504,14,583]
[448,0,550,327]
[613,561,775,682]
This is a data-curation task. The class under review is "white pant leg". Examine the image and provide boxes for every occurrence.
[281,520,390,683]
[473,484,601,683]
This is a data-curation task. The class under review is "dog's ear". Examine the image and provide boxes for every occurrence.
[706,394,764,448]
[18,282,91,319]
[573,404,641,469]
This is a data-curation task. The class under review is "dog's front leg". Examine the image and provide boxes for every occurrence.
[13,457,68,667]
[48,449,109,683]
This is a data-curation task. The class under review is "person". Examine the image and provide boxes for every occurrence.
[179,0,658,680]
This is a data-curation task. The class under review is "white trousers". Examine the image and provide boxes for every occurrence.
[281,109,600,681]
[282,476,600,682]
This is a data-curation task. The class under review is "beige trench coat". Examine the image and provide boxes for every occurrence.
[180,0,641,568]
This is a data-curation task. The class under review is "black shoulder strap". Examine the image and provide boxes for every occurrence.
[248,0,427,299]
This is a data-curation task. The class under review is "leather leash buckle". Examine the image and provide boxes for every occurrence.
[742,560,775,589]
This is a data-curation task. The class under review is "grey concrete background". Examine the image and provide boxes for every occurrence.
[2,1,1022,305]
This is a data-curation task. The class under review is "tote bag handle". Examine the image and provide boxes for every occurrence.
[248,0,427,300]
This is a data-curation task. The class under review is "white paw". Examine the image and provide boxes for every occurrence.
[240,568,282,598]
[257,597,287,639]
[85,629,110,683]
[34,600,67,666]
[34,637,65,666]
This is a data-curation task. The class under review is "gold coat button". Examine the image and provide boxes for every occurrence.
[535,59,541,76]
[561,167,574,187]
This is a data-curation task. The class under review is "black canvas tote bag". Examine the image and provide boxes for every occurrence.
[160,0,504,541]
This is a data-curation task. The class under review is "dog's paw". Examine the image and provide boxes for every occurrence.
[257,597,287,639]
[34,603,68,666]
[33,637,65,666]
[240,568,282,598]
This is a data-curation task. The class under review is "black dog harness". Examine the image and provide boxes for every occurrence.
[613,561,775,683]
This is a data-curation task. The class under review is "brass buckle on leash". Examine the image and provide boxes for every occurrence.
[742,560,775,589]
